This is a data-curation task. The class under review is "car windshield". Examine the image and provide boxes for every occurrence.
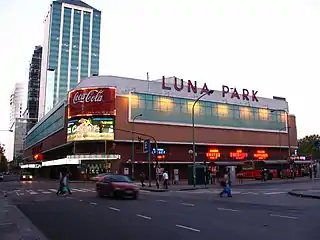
[109,175,133,183]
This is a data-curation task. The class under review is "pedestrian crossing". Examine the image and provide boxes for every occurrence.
[3,187,150,196]
[184,189,288,196]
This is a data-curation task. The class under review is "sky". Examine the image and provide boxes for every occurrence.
[0,0,319,159]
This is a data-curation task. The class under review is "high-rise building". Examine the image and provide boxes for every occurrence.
[38,0,101,120]
[26,46,42,131]
[9,83,27,163]
[9,82,25,127]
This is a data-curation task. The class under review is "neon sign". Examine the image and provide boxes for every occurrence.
[253,150,268,160]
[206,148,221,160]
[229,149,248,160]
[152,148,166,160]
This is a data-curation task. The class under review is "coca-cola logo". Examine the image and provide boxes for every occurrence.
[72,89,104,104]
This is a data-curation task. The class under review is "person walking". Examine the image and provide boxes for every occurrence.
[219,171,232,197]
[163,171,169,189]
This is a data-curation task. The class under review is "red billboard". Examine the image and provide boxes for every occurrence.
[68,87,116,119]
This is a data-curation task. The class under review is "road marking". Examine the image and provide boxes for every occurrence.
[42,191,51,194]
[66,196,73,199]
[156,200,168,202]
[181,203,195,207]
[80,188,91,192]
[79,199,83,202]
[29,191,38,195]
[264,192,286,195]
[90,202,97,205]
[37,189,44,192]
[242,192,259,195]
[0,222,14,227]
[217,207,239,212]
[109,207,120,211]
[71,188,85,192]
[176,224,200,232]
[136,214,152,220]
[49,189,57,192]
[269,214,298,220]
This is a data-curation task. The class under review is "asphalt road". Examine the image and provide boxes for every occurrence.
[1,180,320,240]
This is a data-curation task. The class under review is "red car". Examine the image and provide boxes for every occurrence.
[96,175,139,199]
[89,173,109,182]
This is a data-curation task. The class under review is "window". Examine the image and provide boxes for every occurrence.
[217,104,229,117]
[240,107,251,120]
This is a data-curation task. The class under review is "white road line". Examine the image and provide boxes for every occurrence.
[18,193,24,196]
[0,222,14,227]
[80,188,91,192]
[42,191,52,194]
[176,224,200,232]
[264,192,286,195]
[37,189,44,192]
[15,192,20,196]
[29,191,38,195]
[49,189,57,192]
[79,199,83,202]
[181,203,195,207]
[269,214,298,220]
[217,207,239,212]
[156,200,168,202]
[86,189,96,192]
[109,207,120,211]
[136,214,152,220]
[71,188,84,192]
[90,202,97,205]
[242,192,259,195]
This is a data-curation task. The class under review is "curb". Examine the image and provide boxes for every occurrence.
[140,188,169,192]
[1,197,49,240]
[288,190,320,200]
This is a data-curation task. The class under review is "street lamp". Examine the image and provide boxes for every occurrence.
[131,113,142,179]
[270,109,290,158]
[192,90,214,187]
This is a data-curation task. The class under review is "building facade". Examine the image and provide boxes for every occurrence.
[26,46,42,132]
[38,0,101,120]
[9,82,25,128]
[22,75,300,180]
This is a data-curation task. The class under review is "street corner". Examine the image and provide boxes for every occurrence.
[0,197,48,240]
[288,189,320,200]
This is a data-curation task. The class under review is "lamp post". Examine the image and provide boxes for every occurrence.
[131,113,142,179]
[192,90,214,187]
[271,110,291,158]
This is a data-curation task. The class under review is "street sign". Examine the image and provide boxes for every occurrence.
[143,140,150,153]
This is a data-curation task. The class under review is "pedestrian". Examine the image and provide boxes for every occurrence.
[140,172,145,187]
[162,171,169,189]
[219,172,232,197]
[56,171,63,195]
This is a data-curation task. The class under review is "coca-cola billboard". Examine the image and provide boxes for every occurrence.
[68,87,116,118]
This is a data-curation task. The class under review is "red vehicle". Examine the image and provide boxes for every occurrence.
[96,174,139,199]
[239,160,277,180]
[89,173,109,182]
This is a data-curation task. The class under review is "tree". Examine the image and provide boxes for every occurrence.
[0,143,8,172]
[298,134,320,158]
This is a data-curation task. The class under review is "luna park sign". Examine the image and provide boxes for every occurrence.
[161,76,259,102]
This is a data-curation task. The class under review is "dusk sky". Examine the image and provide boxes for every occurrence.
[0,0,319,159]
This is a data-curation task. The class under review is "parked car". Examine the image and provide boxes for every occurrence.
[20,172,33,181]
[89,173,110,182]
[96,174,139,199]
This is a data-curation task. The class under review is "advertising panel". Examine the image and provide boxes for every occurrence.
[68,87,116,119]
[67,116,115,142]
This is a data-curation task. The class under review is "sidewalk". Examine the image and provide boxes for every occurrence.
[0,196,48,239]
[288,180,320,199]
[140,177,320,192]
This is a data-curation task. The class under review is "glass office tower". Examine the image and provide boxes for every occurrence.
[39,0,101,120]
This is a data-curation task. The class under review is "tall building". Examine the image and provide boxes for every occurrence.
[38,0,101,120]
[9,83,27,164]
[26,46,42,131]
[9,82,25,127]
